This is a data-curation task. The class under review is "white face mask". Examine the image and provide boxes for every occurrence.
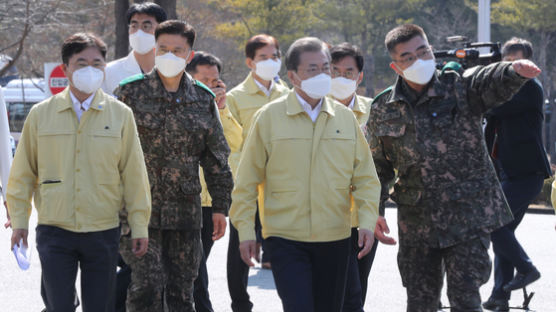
[296,73,331,100]
[330,77,357,100]
[255,59,281,81]
[72,66,104,94]
[155,52,187,78]
[402,58,436,85]
[129,30,155,55]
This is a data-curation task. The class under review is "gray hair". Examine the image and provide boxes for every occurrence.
[285,37,330,71]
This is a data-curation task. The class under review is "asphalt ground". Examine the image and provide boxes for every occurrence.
[1,207,555,312]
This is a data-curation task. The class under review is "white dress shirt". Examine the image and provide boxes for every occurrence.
[347,95,356,110]
[102,51,142,96]
[69,90,94,122]
[295,91,323,123]
[254,78,275,97]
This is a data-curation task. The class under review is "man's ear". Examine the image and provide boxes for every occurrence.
[246,58,255,71]
[390,62,403,76]
[356,72,364,86]
[61,63,69,77]
[186,50,195,64]
[287,70,297,86]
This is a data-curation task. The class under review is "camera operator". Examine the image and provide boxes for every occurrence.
[483,37,552,311]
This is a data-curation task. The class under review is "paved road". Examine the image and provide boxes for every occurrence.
[1,209,555,311]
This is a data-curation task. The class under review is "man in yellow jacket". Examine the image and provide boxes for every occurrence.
[7,33,151,312]
[225,33,289,312]
[186,51,243,312]
[230,37,380,312]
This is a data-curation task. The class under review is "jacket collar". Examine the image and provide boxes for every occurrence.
[56,88,106,113]
[144,69,193,99]
[244,72,265,95]
[387,71,445,106]
[351,95,366,115]
[286,90,336,117]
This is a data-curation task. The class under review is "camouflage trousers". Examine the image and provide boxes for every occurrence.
[120,228,202,312]
[398,235,491,312]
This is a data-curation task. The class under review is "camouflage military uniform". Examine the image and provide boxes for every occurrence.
[366,62,529,312]
[114,70,233,312]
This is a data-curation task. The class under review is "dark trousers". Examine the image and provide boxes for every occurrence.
[226,209,265,312]
[194,207,215,312]
[115,255,131,312]
[343,228,379,312]
[36,225,120,312]
[227,220,253,312]
[266,236,351,312]
[490,173,544,300]
[398,236,491,312]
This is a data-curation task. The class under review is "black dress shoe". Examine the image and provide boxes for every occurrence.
[482,297,509,311]
[503,267,541,292]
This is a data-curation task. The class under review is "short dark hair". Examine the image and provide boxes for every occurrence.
[385,24,428,54]
[330,42,364,72]
[61,33,107,65]
[186,51,222,74]
[245,34,280,59]
[126,2,167,24]
[155,20,196,48]
[285,37,330,71]
[502,37,533,59]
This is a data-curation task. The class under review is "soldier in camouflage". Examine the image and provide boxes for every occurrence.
[114,20,233,312]
[366,24,542,312]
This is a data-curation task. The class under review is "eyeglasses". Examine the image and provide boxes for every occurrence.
[393,47,433,67]
[297,65,330,77]
[331,69,358,80]
[129,21,154,33]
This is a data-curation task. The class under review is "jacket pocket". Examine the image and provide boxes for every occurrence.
[90,130,121,181]
[38,179,69,221]
[95,176,122,221]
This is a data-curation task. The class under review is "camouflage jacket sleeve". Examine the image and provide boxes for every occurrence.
[465,61,529,114]
[200,103,234,215]
[365,105,395,216]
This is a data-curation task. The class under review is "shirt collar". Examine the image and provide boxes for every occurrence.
[253,76,274,97]
[347,95,356,110]
[287,90,336,118]
[69,89,95,111]
[295,91,322,111]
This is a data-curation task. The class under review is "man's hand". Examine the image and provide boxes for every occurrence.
[213,80,227,109]
[357,228,375,259]
[374,216,397,245]
[11,228,28,250]
[4,201,11,229]
[512,59,541,79]
[239,240,258,267]
[212,213,227,241]
[132,238,148,258]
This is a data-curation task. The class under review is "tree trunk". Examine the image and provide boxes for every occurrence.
[155,0,177,19]
[114,0,130,59]
[360,29,375,97]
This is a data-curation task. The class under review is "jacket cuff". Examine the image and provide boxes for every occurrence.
[11,217,29,230]
[238,225,256,242]
[211,202,229,216]
[507,63,530,82]
[129,224,148,239]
